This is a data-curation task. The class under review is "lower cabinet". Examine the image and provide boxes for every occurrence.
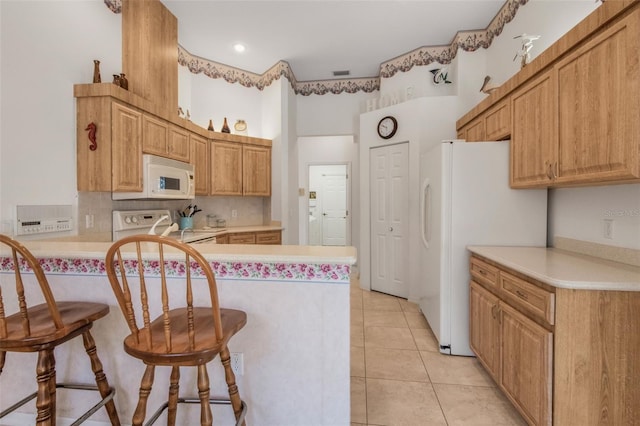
[470,257,553,426]
[216,230,281,245]
[470,253,640,425]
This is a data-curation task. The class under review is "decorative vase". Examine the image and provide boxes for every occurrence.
[207,119,214,131]
[112,74,120,85]
[221,117,231,133]
[119,73,129,90]
[93,60,101,83]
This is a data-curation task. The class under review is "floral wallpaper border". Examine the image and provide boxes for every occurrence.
[0,256,351,284]
[104,0,528,95]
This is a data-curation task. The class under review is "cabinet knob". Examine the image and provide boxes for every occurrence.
[389,227,394,232]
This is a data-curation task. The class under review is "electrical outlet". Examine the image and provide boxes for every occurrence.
[231,352,243,376]
[85,214,94,229]
[231,209,238,218]
[603,219,614,239]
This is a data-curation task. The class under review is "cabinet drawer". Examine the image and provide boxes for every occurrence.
[228,233,256,244]
[500,271,555,325]
[470,257,499,289]
[256,231,281,245]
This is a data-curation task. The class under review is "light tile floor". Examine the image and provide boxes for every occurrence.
[350,277,526,426]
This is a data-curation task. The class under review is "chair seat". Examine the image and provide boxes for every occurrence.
[123,308,247,366]
[0,301,110,350]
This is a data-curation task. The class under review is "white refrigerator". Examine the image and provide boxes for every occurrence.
[418,140,547,356]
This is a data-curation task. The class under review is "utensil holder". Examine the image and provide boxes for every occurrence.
[179,217,193,230]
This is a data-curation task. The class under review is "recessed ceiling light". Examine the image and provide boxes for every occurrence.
[233,43,246,53]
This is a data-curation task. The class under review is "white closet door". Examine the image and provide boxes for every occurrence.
[370,143,409,297]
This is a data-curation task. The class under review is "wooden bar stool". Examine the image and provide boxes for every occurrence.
[0,234,120,426]
[105,235,247,426]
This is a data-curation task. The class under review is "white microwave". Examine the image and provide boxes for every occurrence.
[112,154,195,200]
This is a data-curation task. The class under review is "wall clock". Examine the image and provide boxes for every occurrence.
[377,116,398,139]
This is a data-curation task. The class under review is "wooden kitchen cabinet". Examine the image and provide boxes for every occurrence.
[255,230,281,245]
[210,141,243,195]
[470,252,640,425]
[554,10,640,185]
[470,257,553,425]
[190,133,209,195]
[227,233,257,244]
[243,145,271,196]
[469,281,501,379]
[510,70,557,188]
[142,114,190,162]
[484,99,511,141]
[210,141,271,196]
[500,303,552,426]
[458,98,510,142]
[111,102,143,192]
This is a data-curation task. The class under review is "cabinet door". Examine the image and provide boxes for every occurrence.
[500,303,553,426]
[256,230,281,245]
[243,145,271,196]
[210,141,242,195]
[228,233,256,244]
[485,99,511,141]
[111,103,142,191]
[465,119,486,142]
[555,10,640,184]
[510,71,557,188]
[469,281,501,378]
[190,134,209,195]
[142,114,168,157]
[168,125,191,162]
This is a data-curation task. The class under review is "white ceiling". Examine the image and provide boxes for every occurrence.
[163,1,506,82]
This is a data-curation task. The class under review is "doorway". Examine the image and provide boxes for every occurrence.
[308,164,351,246]
[369,143,409,298]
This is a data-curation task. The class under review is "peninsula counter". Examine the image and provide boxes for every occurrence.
[0,241,357,425]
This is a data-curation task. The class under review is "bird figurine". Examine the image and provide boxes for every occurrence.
[480,76,498,95]
[514,34,541,68]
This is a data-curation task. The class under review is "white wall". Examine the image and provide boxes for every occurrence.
[359,96,458,298]
[298,136,358,248]
[0,0,121,232]
[296,92,371,137]
[188,72,264,136]
[549,184,640,250]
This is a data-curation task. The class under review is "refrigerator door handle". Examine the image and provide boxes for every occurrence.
[420,178,431,248]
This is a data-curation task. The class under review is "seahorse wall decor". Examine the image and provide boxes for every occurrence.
[85,122,98,151]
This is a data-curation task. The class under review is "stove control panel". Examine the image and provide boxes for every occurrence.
[112,210,172,231]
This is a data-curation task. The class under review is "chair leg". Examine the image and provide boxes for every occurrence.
[220,347,244,425]
[48,350,57,426]
[197,364,213,426]
[167,366,180,426]
[132,365,155,426]
[82,331,121,425]
[35,349,54,426]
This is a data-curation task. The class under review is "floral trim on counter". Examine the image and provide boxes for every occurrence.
[104,0,529,95]
[0,256,351,284]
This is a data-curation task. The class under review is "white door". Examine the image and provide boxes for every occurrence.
[370,143,409,297]
[322,172,348,246]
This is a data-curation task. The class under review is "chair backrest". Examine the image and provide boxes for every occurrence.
[0,234,64,340]
[105,235,224,352]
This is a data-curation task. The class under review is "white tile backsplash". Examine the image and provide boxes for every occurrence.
[78,192,270,237]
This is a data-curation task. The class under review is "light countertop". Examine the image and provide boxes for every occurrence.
[5,240,357,265]
[468,246,640,292]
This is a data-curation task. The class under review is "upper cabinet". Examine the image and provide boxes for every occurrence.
[210,141,271,196]
[555,10,640,185]
[76,96,142,192]
[458,2,640,188]
[75,84,272,196]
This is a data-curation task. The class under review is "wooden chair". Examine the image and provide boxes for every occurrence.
[0,234,120,426]
[104,235,247,426]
